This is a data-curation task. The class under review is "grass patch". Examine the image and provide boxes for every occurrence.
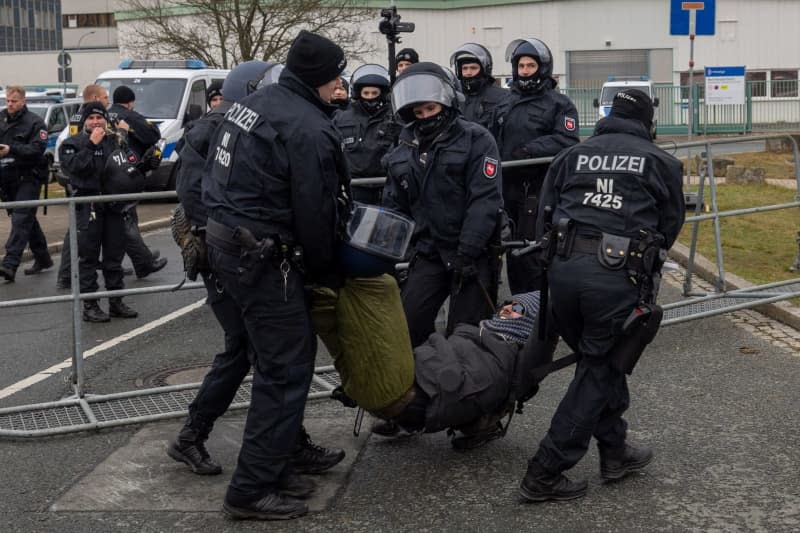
[677,183,800,287]
[682,150,798,180]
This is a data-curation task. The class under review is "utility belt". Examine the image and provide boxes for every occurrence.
[206,218,304,288]
[551,220,665,277]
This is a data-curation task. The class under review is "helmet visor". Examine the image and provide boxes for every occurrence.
[449,43,491,70]
[346,203,415,261]
[391,73,454,115]
[257,63,284,90]
[351,64,390,87]
[505,38,551,64]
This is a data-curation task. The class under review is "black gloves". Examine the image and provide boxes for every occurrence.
[138,146,162,173]
[511,144,531,160]
[451,254,479,295]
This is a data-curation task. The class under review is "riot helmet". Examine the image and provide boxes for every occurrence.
[222,60,280,103]
[256,63,284,90]
[351,64,391,100]
[505,38,553,92]
[339,203,415,277]
[391,62,460,123]
[450,43,494,80]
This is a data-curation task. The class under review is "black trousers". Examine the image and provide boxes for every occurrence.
[185,271,251,435]
[59,204,155,282]
[401,253,494,348]
[505,197,543,294]
[532,254,639,473]
[1,178,50,271]
[208,243,315,502]
[76,204,125,295]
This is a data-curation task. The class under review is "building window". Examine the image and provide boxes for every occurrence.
[746,71,767,98]
[771,70,798,98]
[62,12,115,28]
[20,7,29,28]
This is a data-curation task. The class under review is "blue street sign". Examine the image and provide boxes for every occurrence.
[704,66,745,77]
[670,0,716,35]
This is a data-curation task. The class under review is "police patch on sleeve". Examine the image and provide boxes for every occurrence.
[39,130,48,141]
[564,117,577,132]
[483,157,498,179]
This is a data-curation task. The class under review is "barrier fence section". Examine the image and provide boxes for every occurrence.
[1,134,799,437]
[564,82,800,137]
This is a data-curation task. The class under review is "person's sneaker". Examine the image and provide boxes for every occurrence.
[451,421,504,451]
[137,257,168,279]
[82,301,110,323]
[518,461,588,502]
[222,492,308,521]
[599,443,654,481]
[167,436,222,475]
[23,258,54,275]
[109,299,138,318]
[279,474,316,499]
[289,428,345,474]
[0,264,16,282]
[56,278,71,290]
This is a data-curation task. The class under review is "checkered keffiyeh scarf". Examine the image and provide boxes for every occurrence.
[479,291,541,345]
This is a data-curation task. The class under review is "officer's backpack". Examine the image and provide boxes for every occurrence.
[103,146,146,195]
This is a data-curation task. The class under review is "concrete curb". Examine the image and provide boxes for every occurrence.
[20,216,174,263]
[669,241,800,330]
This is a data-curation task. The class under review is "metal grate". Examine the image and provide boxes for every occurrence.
[663,280,800,326]
[0,368,341,438]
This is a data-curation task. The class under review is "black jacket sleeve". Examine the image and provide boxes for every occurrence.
[655,155,686,248]
[458,129,503,258]
[9,113,47,163]
[59,134,104,191]
[120,110,161,151]
[523,94,581,158]
[535,149,569,240]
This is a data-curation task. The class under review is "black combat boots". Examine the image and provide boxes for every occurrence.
[599,442,654,481]
[167,425,222,475]
[109,298,138,318]
[82,300,110,323]
[519,460,588,502]
[222,492,308,521]
[23,257,54,275]
[289,426,346,474]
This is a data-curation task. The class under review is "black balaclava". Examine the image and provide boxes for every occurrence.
[458,58,488,95]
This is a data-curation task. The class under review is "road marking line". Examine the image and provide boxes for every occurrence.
[0,298,206,400]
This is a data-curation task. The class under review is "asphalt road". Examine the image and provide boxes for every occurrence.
[1,227,799,532]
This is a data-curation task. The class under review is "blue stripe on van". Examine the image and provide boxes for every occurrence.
[162,141,178,159]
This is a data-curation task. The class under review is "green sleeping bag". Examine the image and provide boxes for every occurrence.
[312,275,415,412]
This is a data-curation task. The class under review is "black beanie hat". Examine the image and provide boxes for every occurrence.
[113,85,136,105]
[80,101,110,126]
[610,89,654,129]
[396,48,419,64]
[206,81,223,105]
[286,30,347,88]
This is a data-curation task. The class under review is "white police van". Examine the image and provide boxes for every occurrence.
[593,76,659,139]
[25,96,83,173]
[54,60,228,190]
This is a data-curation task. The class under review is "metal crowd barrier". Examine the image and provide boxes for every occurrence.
[1,133,799,437]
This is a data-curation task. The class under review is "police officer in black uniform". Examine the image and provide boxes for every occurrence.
[330,75,350,112]
[333,63,399,205]
[168,60,344,483]
[449,43,510,135]
[108,85,168,279]
[382,62,503,348]
[518,89,685,502]
[395,47,419,76]
[202,31,350,520]
[497,37,580,293]
[0,86,52,282]
[58,102,143,322]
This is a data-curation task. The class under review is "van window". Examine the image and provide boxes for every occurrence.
[96,78,188,120]
[599,84,652,106]
[188,79,207,115]
[49,106,67,133]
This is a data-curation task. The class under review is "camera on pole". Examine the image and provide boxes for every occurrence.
[379,6,415,83]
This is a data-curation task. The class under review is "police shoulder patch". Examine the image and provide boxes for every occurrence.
[39,130,48,141]
[564,116,577,132]
[483,156,499,179]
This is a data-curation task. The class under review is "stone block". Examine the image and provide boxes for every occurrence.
[727,165,766,185]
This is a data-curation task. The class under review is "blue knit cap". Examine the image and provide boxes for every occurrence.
[479,291,540,345]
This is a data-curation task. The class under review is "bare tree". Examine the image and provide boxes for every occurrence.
[118,0,377,69]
